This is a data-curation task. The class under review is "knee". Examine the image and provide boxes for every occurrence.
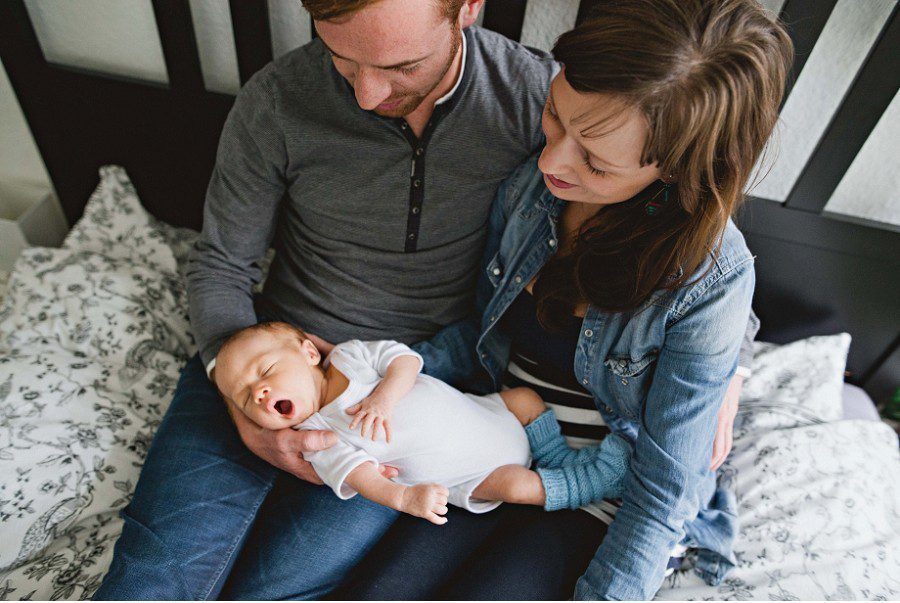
[500,387,547,426]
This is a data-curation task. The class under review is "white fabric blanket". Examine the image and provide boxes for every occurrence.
[0,167,897,600]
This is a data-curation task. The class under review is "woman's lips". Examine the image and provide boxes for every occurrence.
[545,173,577,189]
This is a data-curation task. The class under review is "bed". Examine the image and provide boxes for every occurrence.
[1,1,898,600]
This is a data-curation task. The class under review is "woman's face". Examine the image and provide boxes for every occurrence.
[539,71,663,206]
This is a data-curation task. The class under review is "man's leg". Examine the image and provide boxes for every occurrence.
[221,473,400,600]
[95,355,280,600]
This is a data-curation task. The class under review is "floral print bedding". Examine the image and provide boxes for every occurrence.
[0,167,898,600]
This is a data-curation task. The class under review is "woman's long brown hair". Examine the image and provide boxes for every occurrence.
[534,0,792,329]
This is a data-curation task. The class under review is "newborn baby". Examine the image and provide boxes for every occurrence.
[214,321,630,524]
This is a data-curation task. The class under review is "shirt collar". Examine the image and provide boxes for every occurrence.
[435,30,467,106]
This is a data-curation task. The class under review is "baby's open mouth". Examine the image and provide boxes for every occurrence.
[274,399,294,416]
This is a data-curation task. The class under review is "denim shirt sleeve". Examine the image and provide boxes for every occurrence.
[575,258,755,601]
[411,166,520,387]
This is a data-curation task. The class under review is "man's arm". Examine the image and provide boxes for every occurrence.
[187,67,287,369]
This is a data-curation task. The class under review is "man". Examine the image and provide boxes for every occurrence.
[95,0,753,599]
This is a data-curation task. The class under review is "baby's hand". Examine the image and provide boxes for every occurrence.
[346,394,395,442]
[400,483,449,525]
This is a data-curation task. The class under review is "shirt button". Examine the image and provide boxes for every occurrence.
[514,275,523,283]
[413,179,421,188]
[490,315,497,322]
[480,353,487,359]
[584,329,593,337]
[621,378,628,385]
[415,147,424,156]
[605,405,613,413]
[582,378,588,385]
[411,207,420,214]
[492,267,501,276]
[408,233,416,240]
[400,122,408,129]
[548,239,557,247]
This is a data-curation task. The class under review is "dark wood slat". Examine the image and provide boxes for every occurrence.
[152,0,206,94]
[0,0,234,230]
[229,0,274,85]
[482,0,528,42]
[777,0,838,105]
[784,7,898,212]
[738,197,900,262]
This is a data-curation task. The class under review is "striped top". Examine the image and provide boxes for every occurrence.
[500,289,620,523]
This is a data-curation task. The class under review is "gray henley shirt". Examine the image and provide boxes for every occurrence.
[187,26,558,367]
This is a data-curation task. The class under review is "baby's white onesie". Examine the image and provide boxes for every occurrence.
[297,339,531,513]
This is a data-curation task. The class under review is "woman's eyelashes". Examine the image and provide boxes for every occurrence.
[583,159,608,177]
[546,102,609,178]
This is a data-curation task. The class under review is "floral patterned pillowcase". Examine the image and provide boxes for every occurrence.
[0,166,196,595]
[735,333,851,436]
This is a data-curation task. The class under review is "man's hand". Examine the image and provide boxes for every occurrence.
[710,373,744,471]
[227,399,399,482]
[308,333,335,356]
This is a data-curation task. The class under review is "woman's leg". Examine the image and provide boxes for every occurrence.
[437,505,607,600]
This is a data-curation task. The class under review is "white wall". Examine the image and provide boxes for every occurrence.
[0,58,51,189]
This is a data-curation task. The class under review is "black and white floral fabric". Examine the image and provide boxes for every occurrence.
[0,167,196,600]
[0,168,897,600]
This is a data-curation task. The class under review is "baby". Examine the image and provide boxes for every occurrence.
[214,321,631,524]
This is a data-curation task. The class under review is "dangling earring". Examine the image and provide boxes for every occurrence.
[645,178,673,215]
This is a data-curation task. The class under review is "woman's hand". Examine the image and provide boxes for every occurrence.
[710,373,744,471]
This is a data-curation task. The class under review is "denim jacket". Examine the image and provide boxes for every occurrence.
[414,154,755,600]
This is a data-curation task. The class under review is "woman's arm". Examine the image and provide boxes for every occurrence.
[576,260,755,601]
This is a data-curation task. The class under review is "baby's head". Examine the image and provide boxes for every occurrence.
[214,322,324,430]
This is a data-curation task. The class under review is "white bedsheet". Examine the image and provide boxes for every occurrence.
[0,167,897,600]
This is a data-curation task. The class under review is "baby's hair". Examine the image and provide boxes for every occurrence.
[219,321,310,356]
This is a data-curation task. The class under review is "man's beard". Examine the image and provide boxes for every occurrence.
[373,27,463,118]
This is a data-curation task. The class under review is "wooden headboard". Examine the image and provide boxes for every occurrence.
[1,0,897,403]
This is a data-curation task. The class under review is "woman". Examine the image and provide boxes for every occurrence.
[334,0,792,599]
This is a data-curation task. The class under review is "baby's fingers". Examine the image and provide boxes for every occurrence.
[348,409,366,430]
[345,403,361,416]
[372,417,386,441]
[434,504,448,516]
[426,512,448,525]
[361,413,377,439]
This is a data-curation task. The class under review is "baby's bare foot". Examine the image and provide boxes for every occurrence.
[474,465,545,506]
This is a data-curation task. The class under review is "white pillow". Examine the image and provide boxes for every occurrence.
[735,333,851,436]
[0,166,196,579]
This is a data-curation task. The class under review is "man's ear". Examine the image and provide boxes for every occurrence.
[458,0,484,29]
[301,338,322,366]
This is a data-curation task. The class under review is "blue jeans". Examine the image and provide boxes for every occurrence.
[94,355,398,600]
